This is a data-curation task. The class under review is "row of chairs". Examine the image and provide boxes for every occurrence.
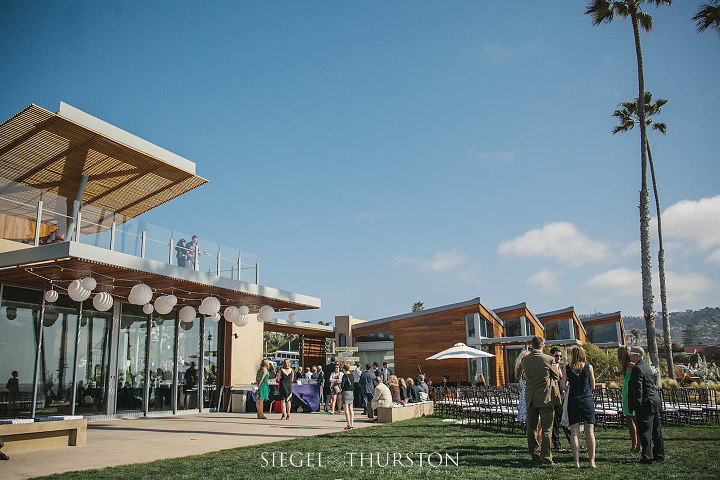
[433,385,720,430]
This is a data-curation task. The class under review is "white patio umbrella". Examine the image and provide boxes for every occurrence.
[426,342,495,382]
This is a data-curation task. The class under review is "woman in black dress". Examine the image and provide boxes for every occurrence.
[561,346,597,469]
[276,359,295,420]
[175,239,188,268]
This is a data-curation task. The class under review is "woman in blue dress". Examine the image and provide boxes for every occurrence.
[561,346,596,469]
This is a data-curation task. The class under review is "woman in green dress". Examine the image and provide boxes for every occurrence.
[617,346,640,452]
[255,359,270,419]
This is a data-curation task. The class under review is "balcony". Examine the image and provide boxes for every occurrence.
[0,178,258,283]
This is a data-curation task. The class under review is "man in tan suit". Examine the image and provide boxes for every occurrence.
[521,336,561,465]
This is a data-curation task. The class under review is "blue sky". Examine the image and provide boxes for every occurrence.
[1,1,718,324]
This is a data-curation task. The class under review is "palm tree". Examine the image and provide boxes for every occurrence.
[694,1,720,37]
[585,0,672,373]
[412,301,425,312]
[612,92,675,379]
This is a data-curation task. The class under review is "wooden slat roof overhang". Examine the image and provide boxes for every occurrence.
[0,103,208,223]
[0,242,321,313]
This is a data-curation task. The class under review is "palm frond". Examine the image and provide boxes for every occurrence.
[647,0,673,7]
[637,11,654,31]
[585,0,614,25]
[652,122,667,135]
[693,3,720,35]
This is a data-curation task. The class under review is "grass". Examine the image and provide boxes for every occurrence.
[33,417,720,480]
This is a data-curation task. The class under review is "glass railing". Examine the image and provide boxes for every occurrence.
[0,178,259,283]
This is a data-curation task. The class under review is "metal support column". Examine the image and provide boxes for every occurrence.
[143,312,152,415]
[141,231,146,258]
[198,315,205,412]
[110,222,116,251]
[169,238,174,265]
[30,295,46,418]
[172,313,180,414]
[34,200,43,246]
[106,301,122,417]
[255,263,259,284]
[69,301,83,415]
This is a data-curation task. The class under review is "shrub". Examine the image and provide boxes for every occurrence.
[583,342,617,383]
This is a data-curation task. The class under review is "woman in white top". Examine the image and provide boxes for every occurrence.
[328,365,342,414]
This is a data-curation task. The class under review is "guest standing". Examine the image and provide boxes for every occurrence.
[521,336,561,466]
[617,346,640,453]
[322,358,336,412]
[380,362,393,385]
[341,363,355,429]
[561,346,597,469]
[328,365,342,414]
[549,347,572,452]
[629,346,665,464]
[276,359,295,420]
[175,239,188,268]
[515,351,530,424]
[352,362,363,408]
[255,359,270,419]
[360,363,376,419]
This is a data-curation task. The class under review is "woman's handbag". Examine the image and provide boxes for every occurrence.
[561,385,570,428]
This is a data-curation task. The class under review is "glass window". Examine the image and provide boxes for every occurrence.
[178,315,200,410]
[586,323,619,344]
[338,333,346,347]
[357,350,394,371]
[117,304,147,413]
[36,294,79,417]
[466,314,476,338]
[544,319,571,340]
[479,317,492,338]
[148,310,176,412]
[527,321,536,336]
[202,317,219,409]
[354,330,393,343]
[0,285,41,419]
[75,307,112,416]
[504,316,522,337]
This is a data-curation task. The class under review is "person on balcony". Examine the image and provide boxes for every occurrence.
[175,239,188,268]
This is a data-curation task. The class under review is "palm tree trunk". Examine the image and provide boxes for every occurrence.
[630,7,659,372]
[647,139,675,379]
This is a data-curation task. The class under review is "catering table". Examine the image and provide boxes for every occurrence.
[245,383,320,413]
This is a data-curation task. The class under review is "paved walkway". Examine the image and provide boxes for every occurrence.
[3,409,373,479]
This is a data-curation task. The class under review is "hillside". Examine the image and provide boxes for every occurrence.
[620,307,720,346]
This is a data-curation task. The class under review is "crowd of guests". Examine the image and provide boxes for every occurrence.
[514,335,664,468]
[253,357,431,430]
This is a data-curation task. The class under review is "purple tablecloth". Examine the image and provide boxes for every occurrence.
[245,383,321,412]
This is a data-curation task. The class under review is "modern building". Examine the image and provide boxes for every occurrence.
[335,299,625,386]
[581,311,625,349]
[0,102,321,421]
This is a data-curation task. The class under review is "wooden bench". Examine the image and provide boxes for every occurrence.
[376,401,434,423]
[0,418,87,453]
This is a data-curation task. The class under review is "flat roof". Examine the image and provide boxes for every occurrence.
[0,241,320,312]
[358,297,504,329]
[0,103,208,223]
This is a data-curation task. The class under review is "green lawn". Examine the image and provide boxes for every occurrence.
[34,417,720,480]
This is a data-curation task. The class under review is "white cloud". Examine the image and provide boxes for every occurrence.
[454,261,485,286]
[584,268,717,307]
[498,222,612,266]
[584,268,639,297]
[621,240,639,258]
[527,270,562,294]
[392,250,468,273]
[654,195,720,263]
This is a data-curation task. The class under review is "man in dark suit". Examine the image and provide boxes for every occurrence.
[380,361,393,385]
[628,346,665,464]
[521,336,561,465]
[359,363,377,419]
[322,357,336,412]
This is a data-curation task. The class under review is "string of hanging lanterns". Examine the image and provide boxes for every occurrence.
[31,267,288,328]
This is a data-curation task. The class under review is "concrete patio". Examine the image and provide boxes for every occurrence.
[3,409,372,479]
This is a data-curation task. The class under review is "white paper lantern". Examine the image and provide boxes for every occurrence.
[288,313,297,323]
[234,314,248,327]
[129,284,153,306]
[200,296,221,315]
[211,312,221,322]
[224,306,239,323]
[179,305,196,323]
[68,279,91,302]
[258,305,275,323]
[238,305,249,316]
[92,292,114,312]
[143,303,154,315]
[81,277,97,291]
[154,296,173,315]
[44,290,59,303]
[166,294,178,307]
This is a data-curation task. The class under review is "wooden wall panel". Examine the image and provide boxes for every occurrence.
[352,304,504,385]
